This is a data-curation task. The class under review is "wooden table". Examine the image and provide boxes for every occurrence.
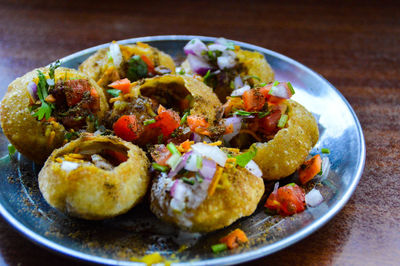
[0,0,399,265]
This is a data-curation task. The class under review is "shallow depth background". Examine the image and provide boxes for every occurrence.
[0,0,399,265]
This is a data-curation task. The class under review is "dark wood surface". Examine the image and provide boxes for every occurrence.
[0,0,399,265]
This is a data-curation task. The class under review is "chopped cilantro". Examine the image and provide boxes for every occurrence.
[287,82,295,95]
[234,109,270,118]
[273,81,280,86]
[144,118,156,126]
[179,68,186,75]
[321,148,330,154]
[107,89,121,97]
[277,114,288,128]
[127,55,148,81]
[49,60,61,80]
[8,144,16,157]
[243,75,261,81]
[32,70,54,120]
[64,131,79,140]
[152,162,169,172]
[182,177,195,185]
[235,145,257,167]
[180,112,189,125]
[211,243,227,253]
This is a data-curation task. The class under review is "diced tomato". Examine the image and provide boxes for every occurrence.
[65,79,91,106]
[258,110,282,135]
[140,55,155,74]
[265,183,306,216]
[299,154,322,184]
[187,115,211,136]
[89,88,100,111]
[104,149,128,164]
[220,229,248,249]
[150,144,172,166]
[242,89,265,112]
[149,105,180,137]
[108,78,131,94]
[113,115,139,141]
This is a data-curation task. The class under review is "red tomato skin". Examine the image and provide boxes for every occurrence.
[149,109,180,137]
[65,79,91,106]
[265,183,306,216]
[258,110,282,135]
[113,115,139,141]
[150,145,172,166]
[243,89,266,112]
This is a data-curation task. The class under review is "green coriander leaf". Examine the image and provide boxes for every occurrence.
[277,114,288,128]
[287,82,295,95]
[107,89,121,97]
[144,118,156,126]
[127,55,148,81]
[243,75,261,81]
[273,81,279,86]
[235,145,257,167]
[180,112,189,125]
[49,60,61,80]
[8,144,16,157]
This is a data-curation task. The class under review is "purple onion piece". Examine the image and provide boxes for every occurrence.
[199,158,217,180]
[187,54,212,76]
[27,81,38,101]
[223,116,242,143]
[170,180,179,197]
[191,133,202,142]
[184,38,208,56]
[167,151,193,178]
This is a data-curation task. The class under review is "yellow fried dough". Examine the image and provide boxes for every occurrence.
[79,42,175,89]
[150,166,264,232]
[0,67,108,164]
[253,99,319,180]
[38,135,150,220]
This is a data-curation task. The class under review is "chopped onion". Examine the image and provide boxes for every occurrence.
[223,116,242,142]
[231,85,250,96]
[233,75,244,89]
[184,152,201,172]
[305,188,323,207]
[245,160,262,178]
[191,133,202,142]
[208,43,227,52]
[166,153,182,171]
[27,81,38,101]
[46,78,55,86]
[217,51,236,69]
[170,198,185,212]
[199,158,217,180]
[318,157,331,181]
[191,143,227,167]
[269,82,292,99]
[168,152,192,178]
[184,38,208,57]
[109,42,123,67]
[61,161,79,173]
[187,54,213,76]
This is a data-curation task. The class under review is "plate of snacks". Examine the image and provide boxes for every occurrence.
[0,36,365,265]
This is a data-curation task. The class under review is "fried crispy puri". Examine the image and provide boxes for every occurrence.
[38,135,150,220]
[0,67,108,164]
[150,166,264,232]
[181,48,274,102]
[253,99,319,180]
[79,42,176,89]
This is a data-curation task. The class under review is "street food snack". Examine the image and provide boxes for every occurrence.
[0,65,108,163]
[180,38,274,102]
[79,41,176,96]
[38,135,150,220]
[221,82,318,180]
[150,142,264,232]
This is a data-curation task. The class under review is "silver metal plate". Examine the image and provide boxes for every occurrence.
[0,35,365,265]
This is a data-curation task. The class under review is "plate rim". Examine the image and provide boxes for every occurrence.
[0,35,366,265]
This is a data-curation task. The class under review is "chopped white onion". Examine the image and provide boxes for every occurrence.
[187,54,213,76]
[269,83,292,99]
[233,75,244,89]
[109,42,123,67]
[305,188,323,207]
[318,157,331,181]
[191,143,227,167]
[199,158,217,180]
[245,160,263,178]
[184,38,208,57]
[61,161,79,173]
[217,51,236,69]
[223,116,242,142]
[208,43,227,52]
[46,78,55,86]
[231,85,251,96]
[170,198,185,212]
[184,152,201,172]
